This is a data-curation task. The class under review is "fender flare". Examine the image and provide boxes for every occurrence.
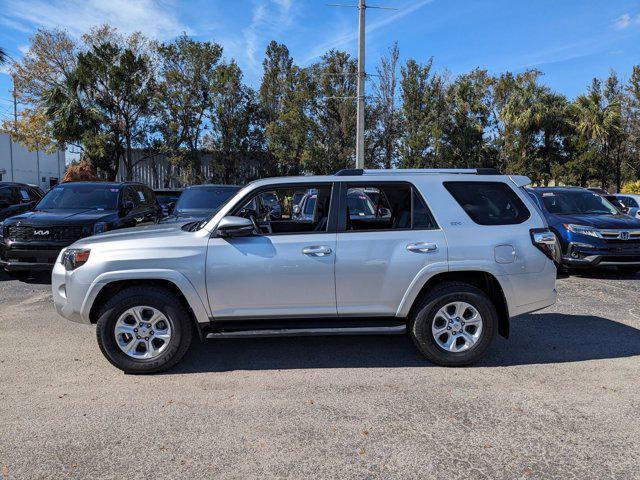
[79,269,210,325]
[395,262,515,319]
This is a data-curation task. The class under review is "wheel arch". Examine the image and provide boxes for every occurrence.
[404,271,510,338]
[84,271,209,340]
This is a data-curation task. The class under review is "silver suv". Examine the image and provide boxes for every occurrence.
[52,169,558,373]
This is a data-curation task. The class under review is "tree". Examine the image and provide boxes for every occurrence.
[259,41,295,124]
[371,43,401,168]
[61,160,99,182]
[1,29,77,153]
[48,41,156,180]
[207,61,255,183]
[443,69,494,169]
[398,58,447,168]
[259,41,309,175]
[155,35,223,183]
[572,77,622,189]
[626,66,640,179]
[0,47,7,64]
[303,50,358,174]
[498,70,570,183]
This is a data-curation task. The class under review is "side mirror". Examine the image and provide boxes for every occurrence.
[378,207,391,217]
[292,205,301,215]
[167,202,176,215]
[217,216,256,238]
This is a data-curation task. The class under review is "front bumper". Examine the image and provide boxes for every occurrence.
[561,241,640,267]
[1,247,65,270]
[52,259,92,324]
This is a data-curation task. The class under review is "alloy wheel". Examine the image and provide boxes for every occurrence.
[114,306,173,360]
[431,301,483,353]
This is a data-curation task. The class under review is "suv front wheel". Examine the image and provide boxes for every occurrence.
[96,286,193,374]
[410,282,498,367]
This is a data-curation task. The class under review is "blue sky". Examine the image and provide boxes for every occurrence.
[1,0,640,123]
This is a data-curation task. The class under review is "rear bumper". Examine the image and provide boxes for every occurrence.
[561,241,640,267]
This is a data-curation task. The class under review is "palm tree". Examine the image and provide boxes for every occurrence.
[0,46,7,64]
[572,79,622,188]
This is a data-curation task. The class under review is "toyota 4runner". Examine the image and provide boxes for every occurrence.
[52,169,558,373]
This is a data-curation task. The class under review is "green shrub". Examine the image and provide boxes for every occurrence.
[621,181,640,194]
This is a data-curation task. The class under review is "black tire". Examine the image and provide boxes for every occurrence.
[96,286,194,374]
[617,266,640,275]
[410,282,498,367]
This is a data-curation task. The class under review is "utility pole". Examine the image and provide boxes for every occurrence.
[10,73,17,181]
[328,2,396,169]
[12,77,17,131]
[355,0,366,169]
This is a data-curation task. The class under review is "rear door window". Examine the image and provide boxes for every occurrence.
[340,183,437,231]
[444,181,530,225]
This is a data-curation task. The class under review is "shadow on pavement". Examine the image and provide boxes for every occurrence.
[564,266,639,280]
[0,270,51,284]
[169,313,640,374]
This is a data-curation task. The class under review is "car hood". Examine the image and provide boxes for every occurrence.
[548,213,640,229]
[73,222,196,247]
[4,209,117,225]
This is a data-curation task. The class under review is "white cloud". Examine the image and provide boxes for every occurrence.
[302,0,434,64]
[0,0,187,40]
[614,13,632,29]
[241,0,297,73]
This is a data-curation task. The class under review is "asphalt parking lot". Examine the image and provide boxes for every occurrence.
[1,270,639,479]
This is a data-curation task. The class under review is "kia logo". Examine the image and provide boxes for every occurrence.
[618,231,630,240]
[33,230,49,236]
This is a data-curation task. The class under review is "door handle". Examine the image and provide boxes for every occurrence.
[406,242,438,253]
[302,245,332,256]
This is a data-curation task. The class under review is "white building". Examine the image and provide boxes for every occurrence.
[0,133,66,190]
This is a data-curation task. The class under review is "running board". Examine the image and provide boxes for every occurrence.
[205,324,406,339]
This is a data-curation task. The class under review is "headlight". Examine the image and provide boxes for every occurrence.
[564,224,602,238]
[93,222,108,234]
[61,248,91,270]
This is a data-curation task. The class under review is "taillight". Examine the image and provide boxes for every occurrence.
[530,228,560,262]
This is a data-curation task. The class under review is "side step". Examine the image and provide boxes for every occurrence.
[205,324,406,339]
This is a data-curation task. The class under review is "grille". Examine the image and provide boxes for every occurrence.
[599,229,640,241]
[7,225,86,242]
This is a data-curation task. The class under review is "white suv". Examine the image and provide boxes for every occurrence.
[52,169,558,373]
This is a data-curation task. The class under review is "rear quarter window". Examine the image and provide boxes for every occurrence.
[444,181,530,226]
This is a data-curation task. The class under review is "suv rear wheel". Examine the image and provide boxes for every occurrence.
[96,286,193,374]
[410,282,498,366]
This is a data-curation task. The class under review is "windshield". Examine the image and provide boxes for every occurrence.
[175,187,238,213]
[539,191,619,215]
[37,184,119,210]
[156,193,181,205]
[347,191,376,215]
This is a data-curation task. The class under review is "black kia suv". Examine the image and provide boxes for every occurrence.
[0,181,162,272]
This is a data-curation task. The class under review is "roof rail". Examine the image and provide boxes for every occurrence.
[335,168,364,176]
[334,168,502,176]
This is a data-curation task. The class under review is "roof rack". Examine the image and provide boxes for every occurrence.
[334,168,501,176]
